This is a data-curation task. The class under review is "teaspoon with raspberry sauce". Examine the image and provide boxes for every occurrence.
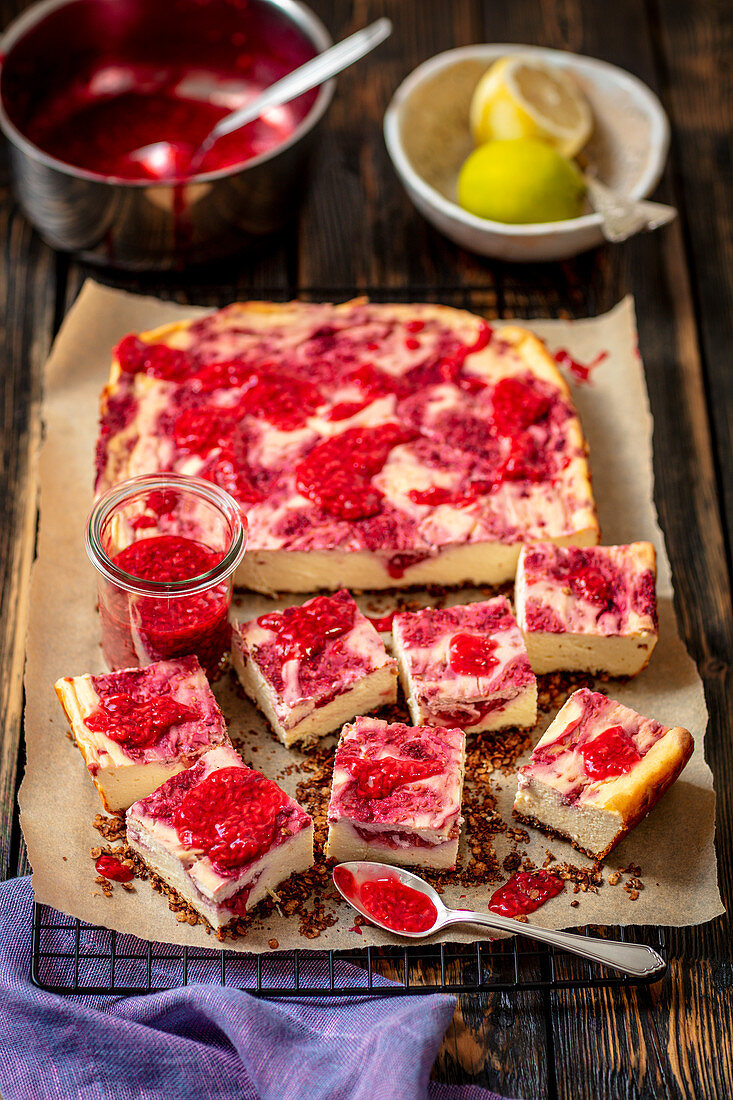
[333,862,665,978]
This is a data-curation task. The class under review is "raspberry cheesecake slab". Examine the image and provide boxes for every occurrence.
[231,590,398,748]
[392,597,537,732]
[96,300,599,593]
[126,745,313,930]
[515,542,659,676]
[54,656,229,812]
[325,717,466,870]
[513,688,693,860]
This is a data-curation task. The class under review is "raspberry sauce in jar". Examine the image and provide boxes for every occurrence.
[86,474,246,678]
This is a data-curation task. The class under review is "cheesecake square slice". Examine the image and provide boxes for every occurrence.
[515,542,659,676]
[392,597,537,732]
[231,589,398,748]
[325,717,466,871]
[126,744,313,930]
[513,688,693,860]
[54,656,230,812]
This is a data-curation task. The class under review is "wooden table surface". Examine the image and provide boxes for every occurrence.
[1,1,731,1096]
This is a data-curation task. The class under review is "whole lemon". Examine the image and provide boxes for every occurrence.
[457,138,586,224]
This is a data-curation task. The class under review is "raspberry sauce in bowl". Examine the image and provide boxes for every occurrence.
[86,473,247,678]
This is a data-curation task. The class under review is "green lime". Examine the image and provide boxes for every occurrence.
[457,138,585,224]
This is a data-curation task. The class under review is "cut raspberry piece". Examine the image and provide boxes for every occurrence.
[343,754,444,798]
[239,372,323,431]
[174,765,288,871]
[173,407,237,456]
[95,854,134,882]
[84,693,199,749]
[115,335,193,381]
[295,424,414,520]
[579,725,643,780]
[569,566,613,608]
[257,592,356,661]
[492,376,552,435]
[448,633,499,676]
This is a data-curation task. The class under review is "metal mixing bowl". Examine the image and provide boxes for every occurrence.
[0,0,334,269]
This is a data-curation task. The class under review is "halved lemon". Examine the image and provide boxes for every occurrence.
[469,56,593,158]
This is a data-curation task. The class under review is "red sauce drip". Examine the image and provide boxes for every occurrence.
[359,873,438,933]
[84,693,198,749]
[492,377,551,435]
[115,335,192,381]
[408,479,494,508]
[294,424,414,520]
[95,854,134,882]
[257,593,356,661]
[579,726,642,780]
[344,755,443,799]
[114,534,222,582]
[448,633,499,676]
[489,870,565,917]
[366,611,396,632]
[385,551,432,579]
[174,766,287,874]
[101,535,230,678]
[554,349,608,384]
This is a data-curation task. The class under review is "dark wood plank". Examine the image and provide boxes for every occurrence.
[0,197,56,882]
[483,1,733,1097]
[649,0,733,561]
[298,0,499,296]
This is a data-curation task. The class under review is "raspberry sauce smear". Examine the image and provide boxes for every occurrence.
[86,474,247,678]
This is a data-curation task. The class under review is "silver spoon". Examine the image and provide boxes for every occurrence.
[583,171,677,243]
[334,862,665,979]
[131,17,392,179]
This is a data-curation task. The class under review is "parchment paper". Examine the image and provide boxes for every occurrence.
[19,282,723,952]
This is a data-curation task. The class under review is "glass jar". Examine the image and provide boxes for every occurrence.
[86,473,247,679]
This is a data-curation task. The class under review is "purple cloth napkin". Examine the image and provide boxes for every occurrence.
[0,877,509,1100]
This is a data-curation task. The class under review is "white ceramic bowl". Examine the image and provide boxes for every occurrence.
[384,44,670,262]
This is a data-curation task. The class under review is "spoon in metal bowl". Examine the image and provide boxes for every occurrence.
[130,17,392,179]
[333,862,665,979]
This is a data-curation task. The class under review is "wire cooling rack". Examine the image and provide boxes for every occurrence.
[32,902,665,997]
[29,282,667,998]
